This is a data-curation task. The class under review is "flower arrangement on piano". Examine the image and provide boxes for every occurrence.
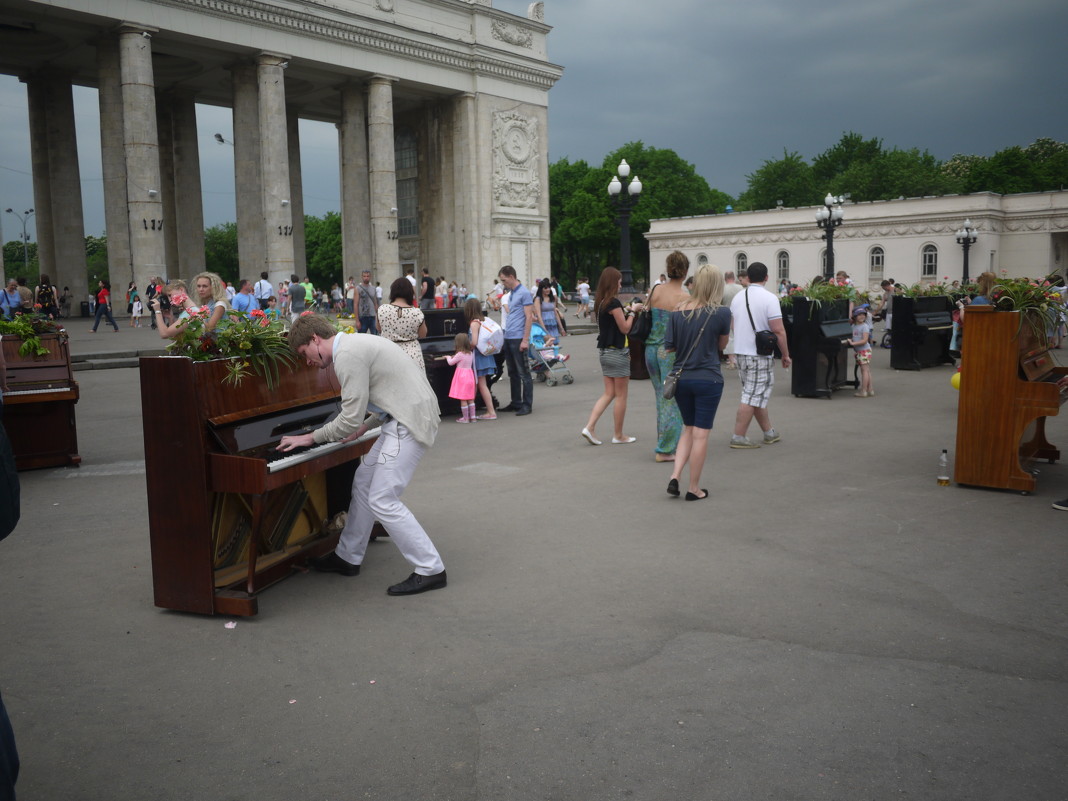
[989,277,1064,345]
[779,279,856,315]
[0,313,68,358]
[899,281,954,298]
[166,308,296,389]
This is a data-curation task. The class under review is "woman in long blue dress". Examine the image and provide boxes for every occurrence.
[644,251,689,462]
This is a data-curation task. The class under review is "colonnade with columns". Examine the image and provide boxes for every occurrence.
[17,25,412,302]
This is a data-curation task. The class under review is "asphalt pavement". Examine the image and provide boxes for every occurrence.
[1,318,1065,800]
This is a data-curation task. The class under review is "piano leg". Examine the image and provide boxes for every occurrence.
[1022,417,1060,464]
[245,494,265,597]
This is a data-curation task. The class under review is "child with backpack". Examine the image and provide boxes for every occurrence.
[463,298,500,420]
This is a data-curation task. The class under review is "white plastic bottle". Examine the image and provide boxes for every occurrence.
[937,449,950,486]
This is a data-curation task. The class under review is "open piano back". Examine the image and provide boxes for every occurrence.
[954,306,1067,493]
[140,356,377,615]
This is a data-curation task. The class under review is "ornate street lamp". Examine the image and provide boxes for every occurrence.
[815,193,844,280]
[607,159,642,293]
[4,207,35,274]
[955,218,978,283]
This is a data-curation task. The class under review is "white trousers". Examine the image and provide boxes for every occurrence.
[335,419,445,576]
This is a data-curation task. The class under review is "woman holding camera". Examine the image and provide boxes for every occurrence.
[664,264,731,501]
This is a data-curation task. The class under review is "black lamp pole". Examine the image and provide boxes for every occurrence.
[607,160,642,293]
[955,219,978,283]
[4,208,35,274]
[815,193,844,280]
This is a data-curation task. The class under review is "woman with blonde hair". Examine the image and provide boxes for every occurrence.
[644,251,690,462]
[149,273,228,337]
[664,264,732,501]
[581,266,643,446]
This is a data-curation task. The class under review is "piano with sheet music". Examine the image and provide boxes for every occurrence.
[1,332,80,470]
[140,355,379,615]
[890,296,955,370]
[788,298,858,398]
[954,306,1067,493]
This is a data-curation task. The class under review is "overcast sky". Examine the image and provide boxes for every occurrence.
[1,0,1066,241]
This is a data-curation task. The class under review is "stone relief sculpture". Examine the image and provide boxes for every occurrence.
[492,20,533,48]
[492,110,541,210]
[528,2,545,21]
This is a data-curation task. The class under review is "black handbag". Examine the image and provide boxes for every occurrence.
[745,288,782,358]
[629,285,655,342]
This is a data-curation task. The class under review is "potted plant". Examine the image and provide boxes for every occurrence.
[0,313,68,358]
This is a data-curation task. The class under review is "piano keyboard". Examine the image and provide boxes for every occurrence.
[266,427,381,473]
[5,387,73,396]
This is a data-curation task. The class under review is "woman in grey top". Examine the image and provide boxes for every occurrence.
[664,264,731,501]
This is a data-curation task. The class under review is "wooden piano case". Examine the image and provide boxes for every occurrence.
[954,307,1066,493]
[2,332,80,470]
[140,356,371,615]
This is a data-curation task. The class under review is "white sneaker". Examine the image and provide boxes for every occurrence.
[730,436,760,449]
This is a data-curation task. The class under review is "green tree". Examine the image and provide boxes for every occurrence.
[304,211,342,289]
[811,132,883,189]
[2,240,38,281]
[736,150,817,210]
[84,234,108,284]
[204,222,239,282]
[548,143,733,285]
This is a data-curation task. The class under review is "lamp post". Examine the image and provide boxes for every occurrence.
[606,159,643,293]
[955,218,978,283]
[4,207,35,274]
[815,193,844,280]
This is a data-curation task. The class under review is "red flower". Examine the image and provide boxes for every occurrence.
[300,310,314,317]
[250,309,266,318]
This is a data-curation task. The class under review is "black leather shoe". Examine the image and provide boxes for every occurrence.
[499,404,518,412]
[387,570,447,595]
[514,406,531,416]
[311,552,360,576]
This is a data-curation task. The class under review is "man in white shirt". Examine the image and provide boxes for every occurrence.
[728,262,791,448]
[253,272,273,304]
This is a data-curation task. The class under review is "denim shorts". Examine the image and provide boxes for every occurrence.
[674,379,724,429]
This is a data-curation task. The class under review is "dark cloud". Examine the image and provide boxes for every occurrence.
[1,0,1065,237]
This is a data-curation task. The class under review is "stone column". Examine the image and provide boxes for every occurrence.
[156,99,180,279]
[231,63,264,280]
[43,74,89,302]
[286,108,307,280]
[24,75,56,280]
[97,36,132,289]
[118,24,166,292]
[339,84,371,281]
[257,53,294,287]
[367,75,399,279]
[171,90,205,276]
[454,92,480,292]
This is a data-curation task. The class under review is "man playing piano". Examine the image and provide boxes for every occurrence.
[276,314,448,595]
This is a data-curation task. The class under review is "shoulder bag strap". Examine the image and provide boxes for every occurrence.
[744,287,758,332]
[673,307,712,374]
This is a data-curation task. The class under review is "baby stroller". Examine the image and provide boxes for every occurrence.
[528,322,573,386]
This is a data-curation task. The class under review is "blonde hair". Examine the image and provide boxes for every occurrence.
[193,272,229,305]
[682,264,725,319]
[165,279,188,295]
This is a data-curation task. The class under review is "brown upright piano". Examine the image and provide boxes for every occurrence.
[140,356,377,615]
[954,306,1067,493]
[1,332,80,470]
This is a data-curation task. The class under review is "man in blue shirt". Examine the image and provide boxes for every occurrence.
[231,279,260,313]
[497,265,534,415]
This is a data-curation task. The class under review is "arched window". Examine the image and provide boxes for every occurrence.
[736,252,748,275]
[869,246,885,282]
[921,244,938,278]
[395,129,418,236]
[820,248,827,274]
[777,250,789,282]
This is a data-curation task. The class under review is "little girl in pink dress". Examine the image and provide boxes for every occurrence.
[444,332,477,423]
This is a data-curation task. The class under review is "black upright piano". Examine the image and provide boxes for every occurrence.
[890,296,955,370]
[420,308,501,416]
[789,298,858,398]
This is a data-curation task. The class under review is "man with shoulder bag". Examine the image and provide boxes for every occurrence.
[727,262,791,449]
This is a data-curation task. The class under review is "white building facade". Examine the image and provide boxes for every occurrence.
[646,191,1068,291]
